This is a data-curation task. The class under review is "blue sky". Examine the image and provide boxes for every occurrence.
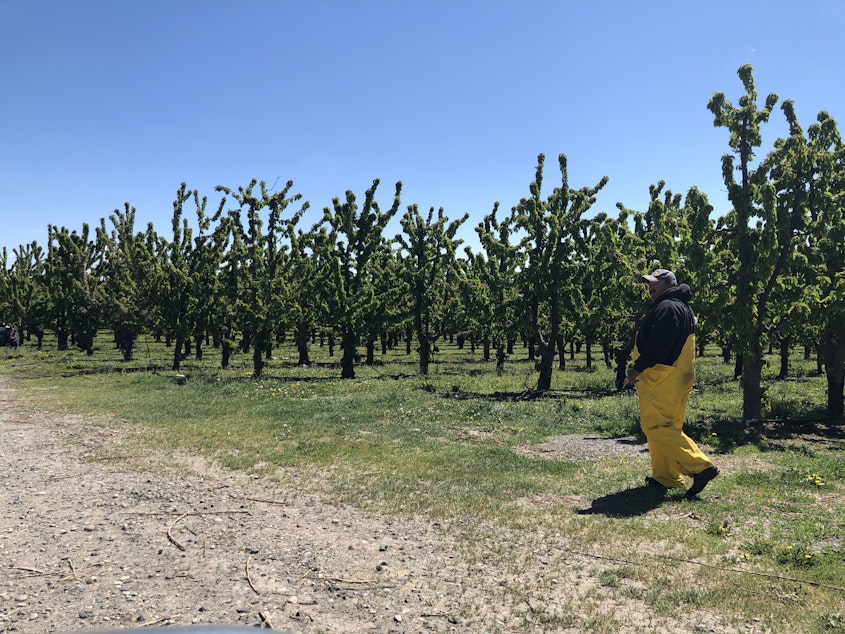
[2,1,844,257]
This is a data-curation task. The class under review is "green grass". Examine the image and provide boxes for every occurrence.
[1,332,844,632]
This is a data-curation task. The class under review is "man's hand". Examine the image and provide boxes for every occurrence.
[626,368,641,384]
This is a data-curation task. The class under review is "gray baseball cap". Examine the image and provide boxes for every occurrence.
[641,269,677,285]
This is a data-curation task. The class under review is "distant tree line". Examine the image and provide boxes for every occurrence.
[1,66,844,422]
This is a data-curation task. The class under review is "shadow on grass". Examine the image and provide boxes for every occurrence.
[576,484,681,517]
[441,387,621,402]
[689,418,845,454]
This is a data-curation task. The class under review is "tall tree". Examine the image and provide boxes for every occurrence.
[707,64,780,422]
[799,110,845,416]
[396,205,468,375]
[514,154,608,392]
[317,179,402,379]
[96,204,150,361]
[465,203,523,371]
[45,224,103,354]
[217,179,307,378]
[2,243,49,347]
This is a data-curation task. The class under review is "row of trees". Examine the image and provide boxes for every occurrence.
[2,66,844,422]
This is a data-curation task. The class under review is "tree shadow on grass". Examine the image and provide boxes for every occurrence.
[576,485,683,517]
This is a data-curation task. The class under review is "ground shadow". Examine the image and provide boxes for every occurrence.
[577,484,682,517]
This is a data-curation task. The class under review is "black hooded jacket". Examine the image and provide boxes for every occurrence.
[633,283,696,372]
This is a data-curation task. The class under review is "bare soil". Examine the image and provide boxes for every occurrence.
[1,375,751,633]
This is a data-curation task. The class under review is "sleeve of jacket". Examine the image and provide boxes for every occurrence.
[632,303,682,371]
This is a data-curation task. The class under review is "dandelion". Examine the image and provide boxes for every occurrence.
[786,545,793,550]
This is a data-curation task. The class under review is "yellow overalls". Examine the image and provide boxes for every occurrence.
[633,333,715,488]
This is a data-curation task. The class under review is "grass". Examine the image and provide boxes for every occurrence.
[1,332,844,632]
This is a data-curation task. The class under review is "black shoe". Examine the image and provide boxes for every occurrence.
[645,475,667,490]
[686,467,719,499]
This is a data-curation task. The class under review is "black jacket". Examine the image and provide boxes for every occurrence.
[633,284,696,372]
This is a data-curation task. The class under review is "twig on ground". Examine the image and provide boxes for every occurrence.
[259,610,275,629]
[246,555,259,594]
[167,513,188,551]
[246,496,288,506]
[121,510,251,516]
[498,581,536,613]
[139,615,181,627]
[304,572,380,585]
[13,566,45,575]
[64,557,79,580]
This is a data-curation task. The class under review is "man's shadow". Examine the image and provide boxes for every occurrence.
[577,485,681,517]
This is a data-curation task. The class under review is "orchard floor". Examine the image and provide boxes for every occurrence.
[1,375,757,634]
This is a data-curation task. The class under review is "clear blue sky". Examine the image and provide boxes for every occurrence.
[2,1,844,256]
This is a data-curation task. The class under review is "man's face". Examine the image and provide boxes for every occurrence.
[647,279,671,302]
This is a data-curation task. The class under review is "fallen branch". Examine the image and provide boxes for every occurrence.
[304,573,379,585]
[139,615,181,628]
[499,581,536,613]
[259,610,275,629]
[246,497,288,506]
[121,510,251,517]
[167,513,188,551]
[13,566,45,575]
[246,556,259,594]
[64,557,79,580]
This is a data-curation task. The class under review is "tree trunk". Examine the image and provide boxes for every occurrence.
[741,347,765,422]
[366,337,376,366]
[536,337,555,392]
[557,335,565,370]
[418,333,430,375]
[482,335,490,362]
[172,335,183,371]
[221,340,232,369]
[825,324,845,418]
[341,324,356,379]
[496,342,506,373]
[252,341,264,378]
[778,336,790,380]
[120,329,134,362]
[296,324,310,365]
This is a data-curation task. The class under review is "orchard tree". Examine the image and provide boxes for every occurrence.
[45,224,103,354]
[679,187,732,358]
[707,64,780,423]
[464,203,523,370]
[96,204,150,361]
[799,110,845,417]
[514,153,608,392]
[2,242,50,347]
[153,183,198,370]
[217,179,307,378]
[396,204,467,375]
[317,179,402,379]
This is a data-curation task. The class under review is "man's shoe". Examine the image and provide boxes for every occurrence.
[645,475,667,490]
[686,466,719,499]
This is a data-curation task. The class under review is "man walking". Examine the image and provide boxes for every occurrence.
[626,269,719,499]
